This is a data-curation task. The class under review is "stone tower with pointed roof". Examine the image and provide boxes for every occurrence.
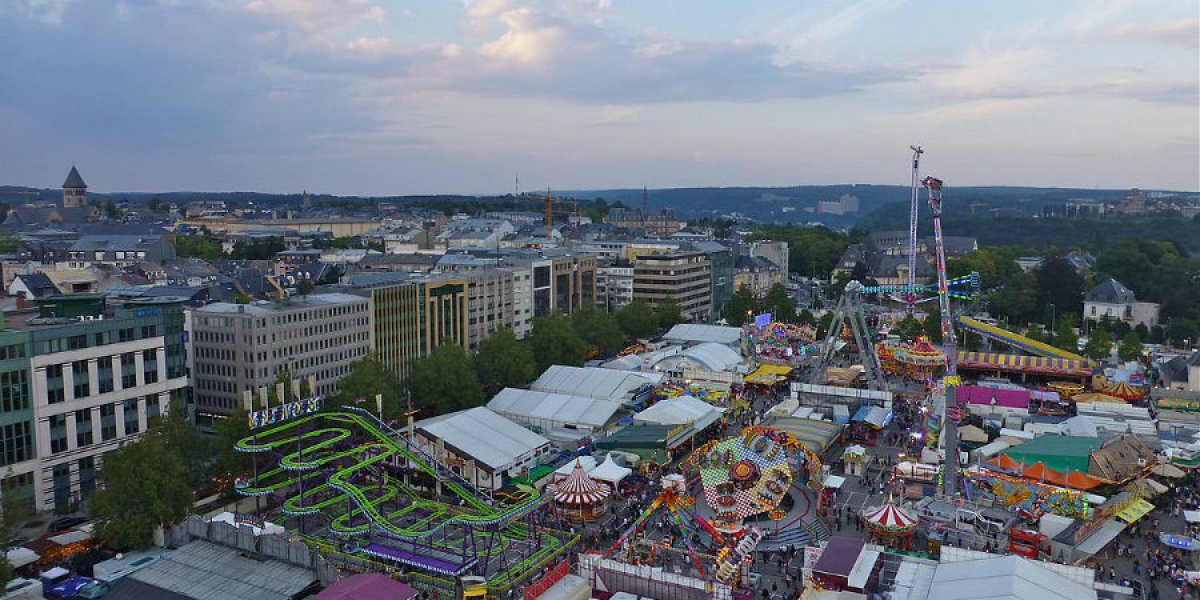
[63,166,87,208]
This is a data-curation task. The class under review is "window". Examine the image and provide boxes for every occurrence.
[76,409,93,447]
[123,397,140,435]
[72,360,90,398]
[78,457,96,499]
[100,405,117,441]
[50,414,68,453]
[0,421,32,466]
[0,369,29,413]
[67,335,87,350]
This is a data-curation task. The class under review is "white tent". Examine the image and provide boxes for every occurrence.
[487,388,622,430]
[554,455,598,479]
[928,555,1097,600]
[634,395,724,431]
[5,547,39,569]
[590,454,632,486]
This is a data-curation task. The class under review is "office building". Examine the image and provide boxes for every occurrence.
[0,294,189,511]
[191,293,370,426]
[633,251,711,323]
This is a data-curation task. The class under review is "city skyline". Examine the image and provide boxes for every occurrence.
[1,0,1197,195]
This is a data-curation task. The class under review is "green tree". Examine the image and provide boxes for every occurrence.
[213,410,253,483]
[1034,253,1086,315]
[571,305,625,355]
[656,299,684,330]
[0,233,20,254]
[763,283,796,323]
[816,311,834,338]
[988,270,1039,323]
[229,237,285,260]
[894,315,924,343]
[922,306,944,343]
[1084,325,1111,361]
[1168,318,1198,348]
[473,329,537,397]
[327,358,405,419]
[530,314,586,372]
[1053,319,1079,354]
[169,233,224,259]
[798,309,816,326]
[89,418,195,550]
[1118,331,1143,361]
[295,278,315,296]
[0,557,11,590]
[234,293,252,304]
[407,343,484,416]
[616,300,659,340]
[722,285,759,326]
[1025,323,1048,344]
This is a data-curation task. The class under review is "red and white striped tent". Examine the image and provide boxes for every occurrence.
[552,460,610,520]
[862,502,918,532]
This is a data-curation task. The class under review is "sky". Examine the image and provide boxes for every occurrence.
[1,0,1197,195]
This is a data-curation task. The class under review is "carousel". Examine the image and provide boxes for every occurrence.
[552,460,611,521]
[861,501,919,549]
[892,337,947,381]
[1047,381,1084,400]
[743,322,817,364]
[1097,380,1146,402]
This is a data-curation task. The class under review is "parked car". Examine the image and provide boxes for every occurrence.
[44,576,95,599]
[47,516,88,532]
[76,580,111,599]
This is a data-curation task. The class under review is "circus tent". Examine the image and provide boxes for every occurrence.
[589,454,632,488]
[552,460,610,521]
[862,503,918,531]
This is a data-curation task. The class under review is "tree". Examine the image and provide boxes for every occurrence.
[89,418,195,550]
[473,329,537,397]
[146,197,165,212]
[1168,318,1198,348]
[234,293,252,304]
[1052,319,1079,354]
[0,557,10,591]
[988,270,1039,323]
[656,300,683,330]
[1034,253,1086,315]
[571,305,625,355]
[213,410,253,483]
[1025,323,1048,344]
[296,278,315,296]
[229,237,285,260]
[1084,325,1111,361]
[170,233,224,259]
[894,316,924,343]
[816,311,834,339]
[327,358,405,419]
[923,306,944,343]
[722,285,759,326]
[616,301,658,340]
[797,309,816,326]
[1118,331,1143,361]
[763,283,796,323]
[530,314,586,372]
[407,343,484,416]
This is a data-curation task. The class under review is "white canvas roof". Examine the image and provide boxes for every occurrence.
[554,455,597,478]
[651,342,743,372]
[634,395,723,431]
[928,555,1097,600]
[487,388,622,429]
[5,547,38,569]
[532,366,655,403]
[590,454,632,484]
[416,407,550,471]
[663,324,742,347]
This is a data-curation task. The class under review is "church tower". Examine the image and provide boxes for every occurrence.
[63,166,87,208]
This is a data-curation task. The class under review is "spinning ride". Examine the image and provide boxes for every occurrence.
[861,502,919,549]
[551,460,610,522]
[743,321,818,365]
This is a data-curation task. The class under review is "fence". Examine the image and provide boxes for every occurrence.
[523,559,571,600]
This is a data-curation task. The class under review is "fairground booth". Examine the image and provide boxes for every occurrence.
[956,351,1094,384]
[551,460,611,521]
[847,405,892,446]
[861,502,920,550]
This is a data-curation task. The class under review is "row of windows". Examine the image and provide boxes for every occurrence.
[49,403,132,454]
[38,325,158,355]
[0,421,33,466]
[0,343,26,361]
[1,369,29,413]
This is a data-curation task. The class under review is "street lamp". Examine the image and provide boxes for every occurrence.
[1049,304,1056,332]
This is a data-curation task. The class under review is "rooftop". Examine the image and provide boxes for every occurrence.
[415,407,549,471]
[116,540,317,600]
[196,292,367,315]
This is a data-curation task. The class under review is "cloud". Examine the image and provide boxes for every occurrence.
[0,0,75,24]
[1111,18,1199,48]
[244,0,386,34]
[407,2,914,103]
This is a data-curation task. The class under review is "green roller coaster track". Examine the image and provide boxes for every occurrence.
[234,411,567,576]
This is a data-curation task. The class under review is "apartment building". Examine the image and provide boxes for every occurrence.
[596,261,635,311]
[191,293,370,426]
[633,252,712,323]
[0,294,189,511]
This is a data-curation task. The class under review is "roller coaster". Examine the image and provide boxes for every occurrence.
[234,408,572,588]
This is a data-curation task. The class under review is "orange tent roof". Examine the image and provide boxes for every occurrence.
[986,455,1105,490]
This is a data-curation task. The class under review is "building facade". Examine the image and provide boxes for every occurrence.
[633,252,712,323]
[191,293,370,426]
[0,295,188,512]
[749,240,789,277]
[1083,279,1160,328]
[596,263,635,311]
